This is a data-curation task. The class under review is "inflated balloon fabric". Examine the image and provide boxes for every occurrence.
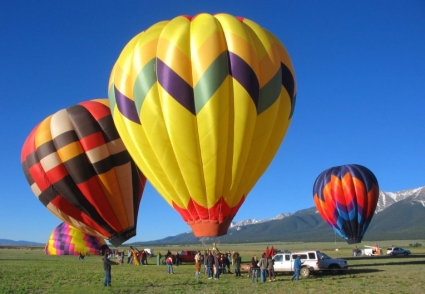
[45,222,106,255]
[313,164,379,244]
[21,99,146,246]
[108,14,297,237]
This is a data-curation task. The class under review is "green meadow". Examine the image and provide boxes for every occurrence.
[1,240,424,294]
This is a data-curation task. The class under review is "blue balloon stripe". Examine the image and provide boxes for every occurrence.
[114,87,141,124]
[156,58,195,115]
[228,52,259,109]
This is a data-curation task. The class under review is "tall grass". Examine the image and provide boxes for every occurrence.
[1,240,424,293]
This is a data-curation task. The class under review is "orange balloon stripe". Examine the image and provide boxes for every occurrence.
[353,178,366,210]
[76,177,122,229]
[366,186,379,217]
[314,196,336,225]
[341,173,357,205]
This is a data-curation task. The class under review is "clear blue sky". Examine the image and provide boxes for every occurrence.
[1,1,424,244]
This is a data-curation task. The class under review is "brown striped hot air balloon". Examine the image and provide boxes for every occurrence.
[21,99,146,246]
[108,13,297,237]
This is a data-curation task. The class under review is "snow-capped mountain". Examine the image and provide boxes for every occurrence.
[139,186,425,244]
[230,186,425,228]
[229,212,293,229]
[377,186,425,212]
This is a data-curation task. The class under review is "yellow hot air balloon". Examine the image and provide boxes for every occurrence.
[108,13,297,237]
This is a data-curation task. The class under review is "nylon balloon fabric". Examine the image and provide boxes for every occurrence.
[45,222,106,255]
[108,13,297,237]
[313,164,379,244]
[21,99,146,246]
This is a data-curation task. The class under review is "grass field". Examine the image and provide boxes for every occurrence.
[1,240,424,294]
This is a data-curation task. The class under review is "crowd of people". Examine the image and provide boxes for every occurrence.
[99,247,292,287]
[192,250,277,283]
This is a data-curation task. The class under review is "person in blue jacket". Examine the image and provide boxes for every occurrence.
[291,255,303,282]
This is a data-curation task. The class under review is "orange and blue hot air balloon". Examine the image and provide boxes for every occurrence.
[21,99,146,246]
[108,13,297,237]
[313,164,379,244]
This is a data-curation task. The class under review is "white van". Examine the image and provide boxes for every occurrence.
[273,250,348,277]
[143,248,154,256]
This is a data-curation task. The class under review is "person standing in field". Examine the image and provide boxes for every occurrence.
[234,252,242,277]
[102,250,118,287]
[251,255,260,283]
[206,252,214,279]
[225,253,232,274]
[175,252,180,266]
[131,247,140,265]
[220,253,226,274]
[195,251,201,279]
[166,255,174,274]
[267,254,275,281]
[258,253,268,283]
[127,249,132,264]
[214,253,222,279]
[291,255,303,282]
[157,251,162,265]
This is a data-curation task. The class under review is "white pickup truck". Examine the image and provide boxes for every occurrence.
[273,250,348,277]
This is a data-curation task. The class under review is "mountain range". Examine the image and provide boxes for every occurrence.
[137,186,425,245]
[2,187,424,246]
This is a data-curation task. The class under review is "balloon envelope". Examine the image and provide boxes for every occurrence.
[21,99,146,246]
[313,164,379,244]
[108,13,297,237]
[45,222,106,255]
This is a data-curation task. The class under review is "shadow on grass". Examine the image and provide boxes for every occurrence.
[344,254,425,261]
[348,259,425,267]
[310,268,382,278]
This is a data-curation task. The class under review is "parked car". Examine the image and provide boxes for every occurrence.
[168,250,198,264]
[387,247,411,256]
[362,245,382,256]
[241,250,348,278]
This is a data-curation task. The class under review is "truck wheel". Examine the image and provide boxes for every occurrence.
[300,267,310,278]
[329,265,340,275]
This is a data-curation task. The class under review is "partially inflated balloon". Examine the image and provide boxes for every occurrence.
[108,13,297,237]
[313,164,379,244]
[21,99,146,246]
[45,222,106,255]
